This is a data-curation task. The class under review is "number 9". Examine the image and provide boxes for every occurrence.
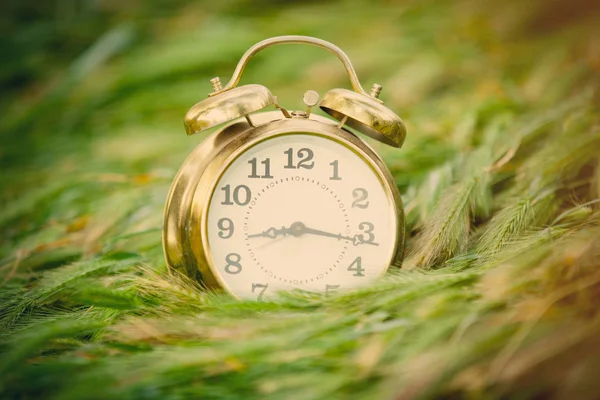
[218,218,234,239]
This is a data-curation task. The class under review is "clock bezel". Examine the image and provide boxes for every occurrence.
[163,112,405,297]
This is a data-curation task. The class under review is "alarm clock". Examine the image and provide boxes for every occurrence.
[163,36,406,300]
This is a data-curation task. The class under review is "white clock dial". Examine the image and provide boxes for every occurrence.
[204,133,398,300]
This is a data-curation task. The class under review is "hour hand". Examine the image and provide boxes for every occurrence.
[247,226,291,239]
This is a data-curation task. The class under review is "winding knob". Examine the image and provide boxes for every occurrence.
[303,90,320,107]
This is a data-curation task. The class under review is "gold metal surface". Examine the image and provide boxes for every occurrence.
[163,119,255,280]
[183,35,408,147]
[184,84,274,135]
[163,112,405,295]
[303,90,320,117]
[166,35,408,296]
[320,88,407,148]
[209,77,223,92]
[369,83,382,99]
[211,36,372,98]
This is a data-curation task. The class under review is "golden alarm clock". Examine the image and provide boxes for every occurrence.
[163,36,406,300]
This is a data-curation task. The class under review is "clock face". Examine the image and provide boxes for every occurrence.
[204,133,398,300]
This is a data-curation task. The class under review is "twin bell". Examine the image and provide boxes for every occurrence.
[183,36,406,148]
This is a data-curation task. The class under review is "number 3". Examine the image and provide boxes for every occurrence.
[358,222,375,244]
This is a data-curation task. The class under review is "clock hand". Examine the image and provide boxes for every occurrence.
[247,226,292,239]
[351,234,379,246]
[247,222,307,239]
[300,226,347,240]
[257,234,288,250]
[292,222,379,246]
[248,222,378,246]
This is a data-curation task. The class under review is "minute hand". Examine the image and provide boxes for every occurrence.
[302,226,346,240]
[300,225,379,246]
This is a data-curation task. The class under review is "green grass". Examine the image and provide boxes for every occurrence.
[1,0,600,398]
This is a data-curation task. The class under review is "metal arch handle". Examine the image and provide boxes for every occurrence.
[210,35,371,97]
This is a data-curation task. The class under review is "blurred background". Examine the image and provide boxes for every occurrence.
[2,0,598,265]
[1,0,600,398]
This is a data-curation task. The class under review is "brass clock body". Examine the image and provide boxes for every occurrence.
[162,36,407,299]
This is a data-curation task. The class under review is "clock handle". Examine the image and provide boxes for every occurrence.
[210,35,373,99]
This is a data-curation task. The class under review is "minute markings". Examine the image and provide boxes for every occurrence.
[208,134,396,300]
